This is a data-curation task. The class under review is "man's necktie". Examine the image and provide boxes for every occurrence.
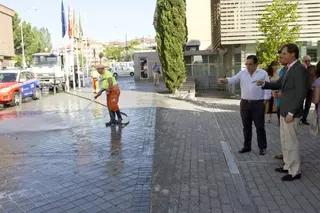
[281,66,289,87]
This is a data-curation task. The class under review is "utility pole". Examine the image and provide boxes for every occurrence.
[125,33,128,61]
[20,22,26,68]
[21,7,38,68]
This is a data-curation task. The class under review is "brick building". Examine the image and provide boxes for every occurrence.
[0,4,15,68]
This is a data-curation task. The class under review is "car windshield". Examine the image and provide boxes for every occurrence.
[0,73,17,83]
[32,55,58,67]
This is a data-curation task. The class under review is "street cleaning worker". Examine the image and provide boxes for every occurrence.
[91,65,100,94]
[94,64,122,126]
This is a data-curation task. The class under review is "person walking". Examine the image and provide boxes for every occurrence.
[94,64,123,126]
[256,44,308,181]
[152,62,161,86]
[218,55,271,155]
[301,55,316,125]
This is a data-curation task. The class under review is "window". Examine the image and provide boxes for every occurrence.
[26,72,34,80]
[139,58,148,79]
[0,73,17,83]
[32,55,58,66]
[19,72,27,82]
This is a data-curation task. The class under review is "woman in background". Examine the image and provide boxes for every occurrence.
[265,61,279,122]
[312,62,320,117]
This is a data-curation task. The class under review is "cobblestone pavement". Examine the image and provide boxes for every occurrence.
[0,77,157,213]
[1,77,320,213]
[151,91,320,213]
[201,96,320,213]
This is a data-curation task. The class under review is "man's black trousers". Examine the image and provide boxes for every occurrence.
[240,99,267,150]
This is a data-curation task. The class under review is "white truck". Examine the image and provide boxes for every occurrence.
[31,53,65,91]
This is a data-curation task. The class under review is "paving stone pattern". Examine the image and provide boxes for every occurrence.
[0,80,157,213]
[197,96,320,213]
[151,96,250,213]
[1,79,320,213]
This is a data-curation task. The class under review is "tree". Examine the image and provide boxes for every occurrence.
[103,46,125,61]
[32,27,53,52]
[155,0,188,93]
[12,13,52,66]
[12,13,34,65]
[126,40,140,61]
[98,52,104,64]
[256,0,301,68]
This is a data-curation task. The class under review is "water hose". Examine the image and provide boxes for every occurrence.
[65,91,129,126]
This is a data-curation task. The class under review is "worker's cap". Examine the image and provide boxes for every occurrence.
[95,64,107,69]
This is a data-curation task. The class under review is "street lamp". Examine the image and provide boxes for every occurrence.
[20,7,37,69]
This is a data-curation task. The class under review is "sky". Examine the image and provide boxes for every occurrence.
[1,0,157,48]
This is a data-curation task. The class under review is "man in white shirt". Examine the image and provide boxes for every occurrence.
[218,55,271,155]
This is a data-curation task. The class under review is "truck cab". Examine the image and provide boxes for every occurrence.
[31,53,65,91]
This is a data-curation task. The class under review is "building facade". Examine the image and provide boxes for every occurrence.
[152,0,320,91]
[186,0,212,50]
[0,4,15,68]
[211,0,320,71]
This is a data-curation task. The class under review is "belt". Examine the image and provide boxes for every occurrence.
[242,99,264,103]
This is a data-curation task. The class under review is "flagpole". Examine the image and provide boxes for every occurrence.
[82,11,89,87]
[71,39,75,90]
[64,38,70,92]
[80,39,84,87]
[61,0,70,92]
[76,39,81,88]
[85,38,89,87]
[80,10,85,87]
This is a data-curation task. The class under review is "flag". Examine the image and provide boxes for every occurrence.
[68,5,72,38]
[61,0,66,38]
[78,12,83,39]
[73,10,77,39]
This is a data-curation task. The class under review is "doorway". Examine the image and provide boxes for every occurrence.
[139,58,149,79]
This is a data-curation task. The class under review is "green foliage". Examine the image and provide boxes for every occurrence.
[103,40,141,62]
[128,40,139,48]
[256,0,301,68]
[12,13,52,66]
[104,46,125,61]
[155,0,188,93]
[32,27,53,52]
[126,40,141,61]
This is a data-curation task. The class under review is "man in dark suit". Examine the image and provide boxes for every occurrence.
[256,43,308,181]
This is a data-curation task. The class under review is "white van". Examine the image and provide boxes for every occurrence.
[110,61,134,77]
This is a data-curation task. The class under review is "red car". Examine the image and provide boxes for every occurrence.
[0,69,41,106]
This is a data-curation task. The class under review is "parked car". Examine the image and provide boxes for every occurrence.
[110,67,134,77]
[109,62,134,77]
[0,69,41,106]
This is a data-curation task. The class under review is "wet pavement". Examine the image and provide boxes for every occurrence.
[0,77,320,213]
[0,77,158,213]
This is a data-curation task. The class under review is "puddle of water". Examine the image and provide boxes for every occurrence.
[0,116,70,134]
